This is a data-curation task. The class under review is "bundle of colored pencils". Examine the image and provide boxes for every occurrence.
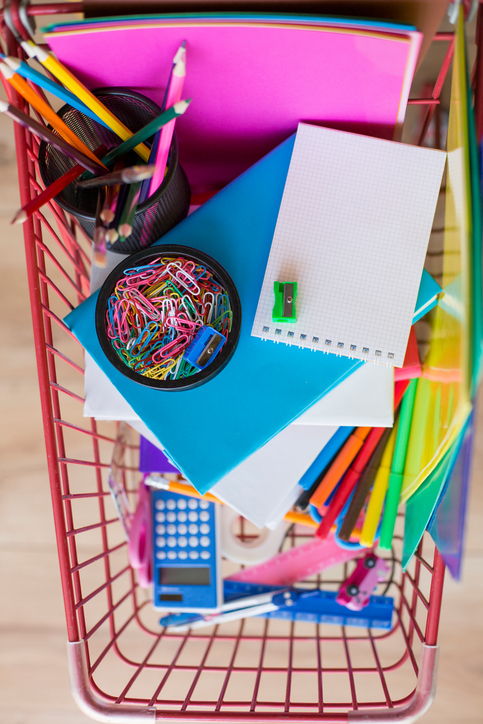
[0,41,189,266]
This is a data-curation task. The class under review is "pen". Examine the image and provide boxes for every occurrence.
[379,378,419,549]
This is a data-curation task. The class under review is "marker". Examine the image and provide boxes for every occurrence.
[379,379,419,549]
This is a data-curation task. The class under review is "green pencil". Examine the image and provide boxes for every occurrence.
[101,99,191,168]
[379,378,419,550]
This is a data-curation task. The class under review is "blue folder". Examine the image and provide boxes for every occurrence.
[65,135,440,493]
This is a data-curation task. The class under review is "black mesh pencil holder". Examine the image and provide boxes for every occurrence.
[38,88,191,254]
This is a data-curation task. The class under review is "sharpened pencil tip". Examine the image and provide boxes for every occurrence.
[11,209,27,225]
[4,56,20,70]
[0,99,9,113]
[174,99,191,114]
[0,62,14,79]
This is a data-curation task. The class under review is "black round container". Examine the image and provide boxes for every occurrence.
[96,245,241,390]
[38,88,191,254]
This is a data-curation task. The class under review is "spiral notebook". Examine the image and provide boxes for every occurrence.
[251,124,446,367]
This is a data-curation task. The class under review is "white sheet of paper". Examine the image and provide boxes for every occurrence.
[251,123,446,366]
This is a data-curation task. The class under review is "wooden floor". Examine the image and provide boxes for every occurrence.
[0,112,482,722]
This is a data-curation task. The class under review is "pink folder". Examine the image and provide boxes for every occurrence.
[47,22,421,192]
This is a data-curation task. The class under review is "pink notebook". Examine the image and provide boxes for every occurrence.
[47,22,421,192]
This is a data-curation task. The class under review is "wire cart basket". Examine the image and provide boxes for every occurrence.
[1,1,481,721]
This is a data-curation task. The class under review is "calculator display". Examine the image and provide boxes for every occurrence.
[159,567,211,586]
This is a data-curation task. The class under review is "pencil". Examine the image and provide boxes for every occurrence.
[359,423,399,547]
[0,62,105,169]
[148,42,186,196]
[0,99,106,176]
[2,55,110,128]
[24,41,151,161]
[11,143,107,225]
[117,181,142,239]
[100,99,191,169]
[93,187,108,267]
[78,164,156,189]
[337,427,393,542]
[379,378,419,549]
[310,427,371,511]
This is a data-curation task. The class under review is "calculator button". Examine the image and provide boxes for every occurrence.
[189,536,199,548]
[156,513,166,523]
[167,551,177,560]
[156,537,166,548]
[189,551,199,560]
[201,551,210,560]
[188,512,198,522]
[200,536,210,547]
[178,524,187,535]
[200,524,210,535]
[166,499,176,510]
[188,499,198,509]
[188,524,199,535]
[166,512,176,523]
[155,500,165,510]
[167,524,177,535]
[199,511,209,522]
[156,551,166,560]
[178,537,187,547]
[179,551,188,560]
[199,501,209,509]
[177,499,187,509]
[156,525,166,535]
[167,537,177,547]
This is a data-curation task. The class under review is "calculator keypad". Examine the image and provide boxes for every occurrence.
[153,493,215,565]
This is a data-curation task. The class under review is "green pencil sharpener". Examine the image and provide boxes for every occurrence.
[272,281,298,323]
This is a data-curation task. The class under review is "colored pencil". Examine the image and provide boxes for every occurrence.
[11,144,107,225]
[24,41,150,161]
[2,55,110,128]
[315,381,410,540]
[78,165,156,189]
[0,99,106,176]
[359,423,399,547]
[100,99,191,169]
[0,62,105,169]
[117,182,142,238]
[337,427,392,542]
[148,42,186,196]
[310,427,371,511]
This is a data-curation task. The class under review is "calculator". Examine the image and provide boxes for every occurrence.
[152,489,221,611]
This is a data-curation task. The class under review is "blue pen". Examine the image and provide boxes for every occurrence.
[1,55,110,129]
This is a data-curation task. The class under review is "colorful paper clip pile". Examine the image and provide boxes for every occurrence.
[105,255,233,381]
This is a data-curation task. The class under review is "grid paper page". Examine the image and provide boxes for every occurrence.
[251,124,446,367]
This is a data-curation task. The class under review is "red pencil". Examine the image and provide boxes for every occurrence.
[315,380,410,539]
[11,145,107,225]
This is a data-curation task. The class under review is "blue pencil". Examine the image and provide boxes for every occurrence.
[1,55,110,129]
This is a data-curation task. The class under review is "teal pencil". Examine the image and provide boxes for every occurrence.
[101,99,191,168]
[2,55,110,128]
[379,378,419,550]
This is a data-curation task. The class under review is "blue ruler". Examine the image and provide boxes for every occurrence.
[160,580,394,630]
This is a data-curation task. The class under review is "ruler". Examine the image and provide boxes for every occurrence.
[228,534,363,586]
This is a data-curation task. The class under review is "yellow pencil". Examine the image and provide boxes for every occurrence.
[359,420,398,547]
[25,41,150,161]
[0,62,106,169]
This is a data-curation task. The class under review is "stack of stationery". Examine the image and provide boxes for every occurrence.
[33,4,479,594]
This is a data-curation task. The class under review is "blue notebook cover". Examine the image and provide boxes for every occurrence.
[65,136,364,491]
[65,135,440,493]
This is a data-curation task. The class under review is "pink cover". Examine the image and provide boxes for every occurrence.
[47,23,421,192]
